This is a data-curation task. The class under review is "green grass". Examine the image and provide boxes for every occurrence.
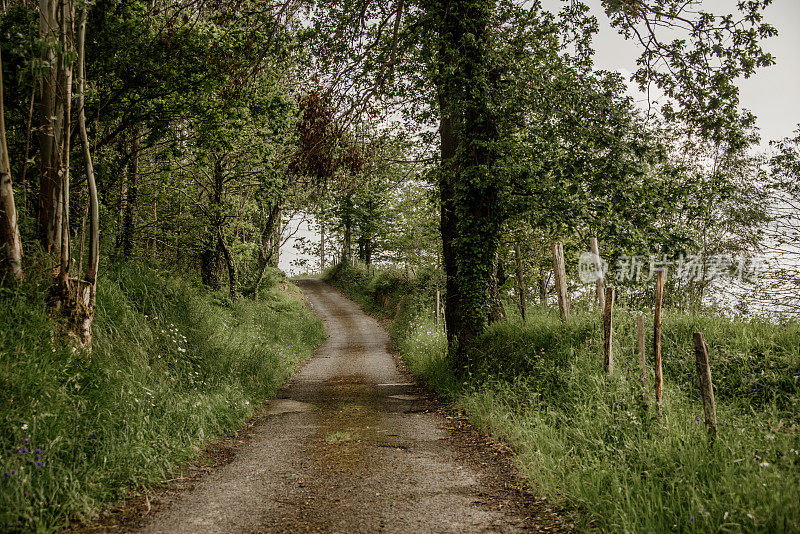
[0,265,325,531]
[328,263,800,532]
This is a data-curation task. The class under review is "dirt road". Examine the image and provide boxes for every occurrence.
[128,279,555,533]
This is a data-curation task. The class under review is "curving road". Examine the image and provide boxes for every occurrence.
[132,279,537,533]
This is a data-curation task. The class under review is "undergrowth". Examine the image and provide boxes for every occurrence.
[0,265,325,531]
[328,263,800,532]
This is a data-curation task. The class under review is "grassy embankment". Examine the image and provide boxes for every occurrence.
[327,263,800,533]
[1,265,325,531]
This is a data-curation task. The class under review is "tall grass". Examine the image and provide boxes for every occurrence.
[329,264,800,532]
[0,265,325,531]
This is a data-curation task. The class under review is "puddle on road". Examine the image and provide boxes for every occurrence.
[311,377,383,474]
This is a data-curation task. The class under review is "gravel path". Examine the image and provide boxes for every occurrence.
[125,279,551,533]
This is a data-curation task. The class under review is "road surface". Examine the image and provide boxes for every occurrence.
[127,279,553,533]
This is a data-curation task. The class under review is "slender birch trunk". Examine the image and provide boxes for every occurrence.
[0,49,23,282]
[75,2,99,346]
[38,0,63,255]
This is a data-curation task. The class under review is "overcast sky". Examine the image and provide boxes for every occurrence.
[556,0,800,146]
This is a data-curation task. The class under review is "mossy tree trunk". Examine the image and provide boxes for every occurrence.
[428,0,503,372]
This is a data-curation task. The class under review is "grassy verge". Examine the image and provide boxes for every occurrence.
[1,265,325,531]
[327,263,800,532]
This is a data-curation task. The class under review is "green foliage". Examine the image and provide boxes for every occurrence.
[604,0,777,149]
[0,266,325,531]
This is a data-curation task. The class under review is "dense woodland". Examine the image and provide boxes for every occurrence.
[1,0,799,531]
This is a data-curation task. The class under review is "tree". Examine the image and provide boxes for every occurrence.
[304,0,775,370]
[0,46,23,282]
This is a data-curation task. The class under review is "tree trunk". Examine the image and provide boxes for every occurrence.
[242,199,282,296]
[514,241,526,320]
[218,229,237,302]
[438,97,462,364]
[74,3,99,347]
[121,126,140,258]
[320,220,326,272]
[342,195,352,263]
[56,0,74,306]
[0,48,23,282]
[38,0,63,256]
[539,272,547,304]
[201,156,225,289]
[269,209,281,268]
[488,252,506,324]
[432,0,502,371]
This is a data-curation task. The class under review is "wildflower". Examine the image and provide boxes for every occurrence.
[765,434,775,440]
[690,516,695,522]
[21,424,28,431]
[10,470,15,475]
[755,454,762,460]
[696,418,702,423]
[23,438,29,444]
[759,461,770,467]
[747,513,755,520]
[3,473,8,478]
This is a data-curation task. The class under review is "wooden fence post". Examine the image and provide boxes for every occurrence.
[693,332,718,441]
[653,270,665,405]
[603,287,615,376]
[589,237,605,310]
[551,242,570,324]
